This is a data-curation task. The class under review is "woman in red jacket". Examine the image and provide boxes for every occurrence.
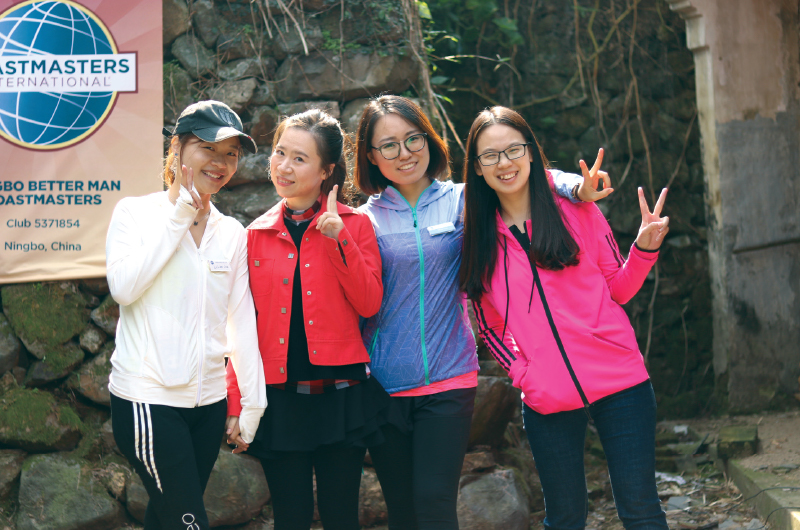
[225,109,390,530]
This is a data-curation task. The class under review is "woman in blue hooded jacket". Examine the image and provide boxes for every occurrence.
[352,95,610,529]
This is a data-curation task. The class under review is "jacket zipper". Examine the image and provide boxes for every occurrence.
[410,207,430,385]
[530,262,592,419]
[506,231,592,419]
[368,327,380,358]
[195,247,207,407]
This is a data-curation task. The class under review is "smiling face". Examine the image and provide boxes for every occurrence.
[474,124,534,201]
[176,135,241,196]
[367,113,431,192]
[270,127,331,210]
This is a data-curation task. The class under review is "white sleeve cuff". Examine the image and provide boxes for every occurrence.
[237,405,266,444]
[176,185,199,210]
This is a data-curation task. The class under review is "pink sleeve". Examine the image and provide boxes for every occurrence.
[590,206,658,304]
[471,296,527,389]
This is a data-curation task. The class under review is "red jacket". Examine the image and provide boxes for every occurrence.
[226,198,383,415]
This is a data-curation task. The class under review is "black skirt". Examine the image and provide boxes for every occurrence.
[245,376,406,459]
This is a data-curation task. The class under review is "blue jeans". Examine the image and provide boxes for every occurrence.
[522,381,668,530]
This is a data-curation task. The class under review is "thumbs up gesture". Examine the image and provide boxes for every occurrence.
[316,185,344,240]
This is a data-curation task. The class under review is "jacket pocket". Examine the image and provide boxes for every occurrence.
[590,333,633,352]
[144,305,195,387]
[249,258,274,296]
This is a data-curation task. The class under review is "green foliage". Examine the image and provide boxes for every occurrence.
[321,29,361,52]
[422,0,523,52]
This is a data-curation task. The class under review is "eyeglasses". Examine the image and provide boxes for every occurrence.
[475,143,531,166]
[371,133,427,160]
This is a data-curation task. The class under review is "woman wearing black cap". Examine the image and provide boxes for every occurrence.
[106,101,266,530]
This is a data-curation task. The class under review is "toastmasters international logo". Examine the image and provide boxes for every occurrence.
[0,0,137,150]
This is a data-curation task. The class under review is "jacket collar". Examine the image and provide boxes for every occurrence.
[365,178,453,211]
[495,169,564,252]
[247,194,352,231]
[495,210,529,253]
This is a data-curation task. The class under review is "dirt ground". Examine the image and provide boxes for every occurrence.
[684,410,800,483]
[580,409,800,530]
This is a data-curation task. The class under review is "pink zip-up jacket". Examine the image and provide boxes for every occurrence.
[472,179,658,414]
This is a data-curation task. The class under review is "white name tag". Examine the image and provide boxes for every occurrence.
[427,222,455,236]
[209,260,231,272]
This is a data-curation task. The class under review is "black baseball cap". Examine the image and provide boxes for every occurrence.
[162,100,257,153]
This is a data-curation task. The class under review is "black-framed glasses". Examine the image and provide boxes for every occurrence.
[371,133,427,160]
[475,143,531,166]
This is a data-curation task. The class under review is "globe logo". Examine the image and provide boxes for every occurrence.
[0,0,137,150]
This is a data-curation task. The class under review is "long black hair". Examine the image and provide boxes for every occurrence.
[459,106,580,299]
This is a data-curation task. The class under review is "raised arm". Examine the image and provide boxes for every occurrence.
[594,187,669,304]
[317,186,383,317]
[106,186,197,306]
[552,148,615,203]
[106,165,203,306]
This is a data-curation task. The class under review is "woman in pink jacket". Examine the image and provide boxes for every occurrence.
[459,106,670,530]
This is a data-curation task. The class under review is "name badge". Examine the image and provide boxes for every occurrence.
[209,260,231,272]
[427,222,455,236]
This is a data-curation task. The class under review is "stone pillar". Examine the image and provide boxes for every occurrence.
[667,0,800,411]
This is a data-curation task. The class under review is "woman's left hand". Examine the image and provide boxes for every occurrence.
[225,415,249,454]
[316,185,344,240]
[635,187,669,251]
[577,148,614,202]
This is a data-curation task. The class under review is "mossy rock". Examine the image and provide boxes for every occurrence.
[16,454,122,530]
[0,449,25,498]
[78,322,106,355]
[66,342,113,406]
[0,371,18,396]
[0,313,22,374]
[0,388,82,452]
[25,342,84,387]
[89,295,119,336]
[1,282,89,359]
[164,62,195,124]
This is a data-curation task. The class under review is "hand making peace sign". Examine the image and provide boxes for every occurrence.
[577,148,614,202]
[634,187,669,251]
[167,146,202,209]
[316,185,344,240]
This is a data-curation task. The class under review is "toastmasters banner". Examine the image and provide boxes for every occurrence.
[0,0,163,283]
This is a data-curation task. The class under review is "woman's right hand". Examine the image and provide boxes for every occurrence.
[225,415,249,454]
[167,142,202,209]
[174,164,202,209]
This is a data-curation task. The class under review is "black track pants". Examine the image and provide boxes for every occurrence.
[110,393,227,530]
[260,445,366,530]
[368,387,476,530]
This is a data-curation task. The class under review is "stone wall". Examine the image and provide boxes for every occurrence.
[667,0,800,413]
[163,0,420,226]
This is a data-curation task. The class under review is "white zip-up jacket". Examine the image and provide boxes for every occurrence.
[106,186,266,443]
